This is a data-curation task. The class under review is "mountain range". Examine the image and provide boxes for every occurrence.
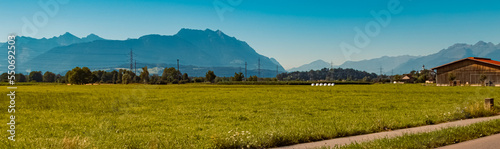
[0,32,104,64]
[2,28,499,77]
[290,41,500,74]
[287,60,334,72]
[1,29,285,77]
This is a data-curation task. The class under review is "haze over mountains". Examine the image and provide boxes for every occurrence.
[291,41,500,74]
[0,32,104,64]
[1,29,285,77]
[2,28,499,77]
[287,60,334,72]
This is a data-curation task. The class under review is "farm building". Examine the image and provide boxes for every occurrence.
[431,57,500,86]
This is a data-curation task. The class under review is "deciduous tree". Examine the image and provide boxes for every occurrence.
[43,71,56,82]
[140,66,150,84]
[29,71,43,82]
[205,70,216,83]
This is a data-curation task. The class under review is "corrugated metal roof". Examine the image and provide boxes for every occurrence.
[470,57,500,66]
[431,57,500,70]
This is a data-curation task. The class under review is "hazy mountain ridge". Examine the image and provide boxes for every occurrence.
[19,29,285,77]
[292,55,419,74]
[4,29,499,78]
[339,55,421,74]
[1,32,104,61]
[0,33,104,70]
[393,41,500,73]
[291,41,499,75]
[287,60,334,72]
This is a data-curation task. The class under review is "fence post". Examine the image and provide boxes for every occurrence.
[485,98,494,109]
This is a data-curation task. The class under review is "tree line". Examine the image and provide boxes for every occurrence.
[2,66,393,85]
[0,66,252,85]
[277,68,378,82]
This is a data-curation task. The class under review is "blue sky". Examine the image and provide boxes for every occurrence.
[2,0,500,69]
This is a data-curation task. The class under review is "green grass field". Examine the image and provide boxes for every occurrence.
[0,84,498,148]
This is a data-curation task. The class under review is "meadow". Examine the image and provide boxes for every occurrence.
[0,84,498,148]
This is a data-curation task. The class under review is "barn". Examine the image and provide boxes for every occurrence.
[431,57,500,86]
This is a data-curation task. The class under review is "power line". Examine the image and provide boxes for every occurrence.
[245,62,247,80]
[379,66,383,76]
[276,65,278,78]
[258,58,260,78]
[129,49,133,71]
[330,61,334,81]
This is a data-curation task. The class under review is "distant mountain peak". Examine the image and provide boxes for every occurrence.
[288,59,332,72]
[390,41,500,74]
[177,28,207,33]
[60,32,77,38]
[204,28,215,32]
[473,41,495,47]
[86,33,98,38]
[448,43,470,49]
[475,41,487,45]
[20,28,285,76]
[176,28,226,37]
[83,33,104,41]
[311,59,328,63]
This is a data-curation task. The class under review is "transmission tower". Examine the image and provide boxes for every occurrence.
[134,60,137,74]
[129,49,134,72]
[330,61,334,81]
[258,58,261,78]
[379,66,383,76]
[276,65,278,77]
[177,59,179,71]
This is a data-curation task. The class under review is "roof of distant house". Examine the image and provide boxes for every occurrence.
[431,57,500,70]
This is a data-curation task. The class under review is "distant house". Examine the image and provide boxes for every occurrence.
[402,76,410,80]
[431,57,500,86]
[400,75,414,83]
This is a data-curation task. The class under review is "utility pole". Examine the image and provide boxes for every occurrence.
[130,49,133,71]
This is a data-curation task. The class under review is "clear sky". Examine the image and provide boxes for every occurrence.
[2,0,500,69]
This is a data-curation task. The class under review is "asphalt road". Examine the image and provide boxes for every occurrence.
[274,115,500,149]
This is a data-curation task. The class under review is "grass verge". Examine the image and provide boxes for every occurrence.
[335,118,500,149]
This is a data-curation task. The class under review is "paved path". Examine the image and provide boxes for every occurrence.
[438,133,500,149]
[274,115,500,149]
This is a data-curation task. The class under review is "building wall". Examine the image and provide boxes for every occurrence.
[435,60,500,86]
